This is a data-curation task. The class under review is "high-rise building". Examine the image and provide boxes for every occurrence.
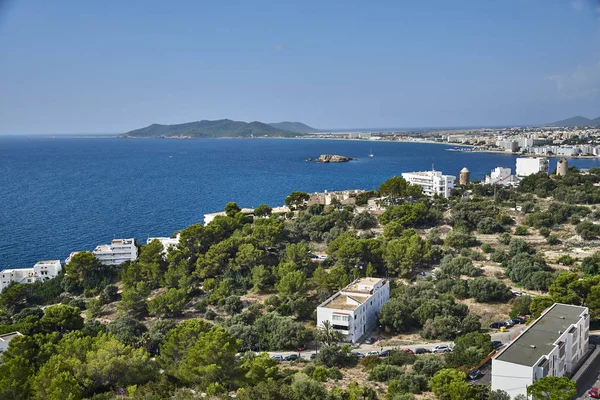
[516,157,548,178]
[402,170,456,197]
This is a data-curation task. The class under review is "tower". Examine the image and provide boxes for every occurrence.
[557,158,568,176]
[459,167,471,185]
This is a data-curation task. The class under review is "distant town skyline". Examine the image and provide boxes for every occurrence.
[0,0,599,134]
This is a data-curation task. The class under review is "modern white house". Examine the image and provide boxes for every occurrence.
[0,332,23,354]
[484,167,518,186]
[147,234,180,255]
[93,238,138,265]
[0,260,62,292]
[401,170,456,198]
[515,157,549,178]
[491,303,590,399]
[316,277,390,343]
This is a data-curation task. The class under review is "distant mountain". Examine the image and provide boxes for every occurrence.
[268,121,320,133]
[121,119,301,138]
[548,116,600,127]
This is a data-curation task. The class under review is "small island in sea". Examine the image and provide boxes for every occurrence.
[316,154,355,163]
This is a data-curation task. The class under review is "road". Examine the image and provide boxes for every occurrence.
[266,326,520,359]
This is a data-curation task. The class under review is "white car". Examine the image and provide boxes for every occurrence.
[433,345,452,353]
[366,350,379,356]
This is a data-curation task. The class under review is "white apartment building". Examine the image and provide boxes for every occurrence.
[93,238,138,265]
[484,167,518,186]
[0,260,62,292]
[316,277,390,343]
[492,303,589,399]
[147,234,180,255]
[0,332,23,354]
[516,157,549,178]
[402,170,456,198]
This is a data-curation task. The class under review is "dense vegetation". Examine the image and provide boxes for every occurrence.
[2,170,600,399]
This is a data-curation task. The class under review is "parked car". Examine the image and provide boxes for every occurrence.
[589,387,599,399]
[310,353,317,360]
[511,317,525,324]
[364,337,376,345]
[403,348,415,354]
[366,350,379,356]
[285,354,299,361]
[415,348,432,354]
[418,271,426,276]
[489,321,507,329]
[504,319,515,328]
[433,345,452,353]
[271,355,283,362]
[378,350,391,358]
[467,369,482,380]
[492,341,504,350]
[351,352,365,359]
[512,290,523,297]
[298,345,305,351]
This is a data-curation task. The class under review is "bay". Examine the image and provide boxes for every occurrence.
[1,136,599,268]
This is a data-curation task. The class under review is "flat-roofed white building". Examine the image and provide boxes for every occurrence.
[317,277,390,343]
[484,167,518,186]
[492,303,589,399]
[402,170,455,197]
[0,331,23,354]
[516,157,549,178]
[93,238,138,265]
[0,260,62,292]
[147,234,180,255]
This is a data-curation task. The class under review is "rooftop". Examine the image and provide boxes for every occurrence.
[204,208,255,217]
[495,303,588,367]
[321,294,366,310]
[34,260,60,265]
[0,332,22,342]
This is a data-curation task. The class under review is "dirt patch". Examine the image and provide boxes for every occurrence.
[456,298,511,326]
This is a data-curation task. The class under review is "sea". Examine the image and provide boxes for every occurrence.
[1,136,599,269]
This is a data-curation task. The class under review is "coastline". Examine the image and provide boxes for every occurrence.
[465,148,599,159]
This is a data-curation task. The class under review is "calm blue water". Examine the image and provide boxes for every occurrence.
[1,137,599,268]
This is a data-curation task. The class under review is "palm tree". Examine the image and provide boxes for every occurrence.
[318,320,344,346]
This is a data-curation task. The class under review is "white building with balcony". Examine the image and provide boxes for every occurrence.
[516,157,549,178]
[316,277,390,343]
[402,170,455,198]
[0,260,62,292]
[93,238,138,265]
[484,167,518,186]
[491,303,589,399]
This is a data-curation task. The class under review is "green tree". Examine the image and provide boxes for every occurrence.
[468,277,511,303]
[159,319,213,375]
[527,376,576,400]
[0,356,33,400]
[445,332,493,368]
[379,176,421,198]
[107,316,146,347]
[118,282,150,318]
[276,271,307,297]
[147,288,188,317]
[225,202,242,217]
[285,192,310,210]
[317,320,344,346]
[251,265,273,292]
[121,239,167,289]
[177,325,240,389]
[64,251,114,292]
[240,352,279,383]
[254,204,272,217]
[430,369,472,400]
[41,305,84,334]
[384,229,432,277]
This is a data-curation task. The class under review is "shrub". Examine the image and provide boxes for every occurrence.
[514,226,529,236]
[328,366,343,380]
[481,243,493,254]
[367,364,404,382]
[547,235,561,245]
[194,299,208,313]
[359,356,381,371]
[352,212,378,229]
[312,366,329,382]
[205,309,217,320]
[223,295,243,314]
[387,349,416,366]
[388,373,429,394]
[468,277,511,303]
[69,298,86,310]
[412,356,446,376]
[538,227,551,237]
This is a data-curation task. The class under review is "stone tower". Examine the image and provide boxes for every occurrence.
[459,167,471,185]
[557,158,568,176]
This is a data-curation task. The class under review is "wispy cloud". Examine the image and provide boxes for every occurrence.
[546,62,600,100]
[273,44,285,51]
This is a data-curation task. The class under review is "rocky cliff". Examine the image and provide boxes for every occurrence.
[316,154,355,163]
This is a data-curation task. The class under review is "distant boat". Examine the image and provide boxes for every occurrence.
[368,149,374,158]
[304,157,312,162]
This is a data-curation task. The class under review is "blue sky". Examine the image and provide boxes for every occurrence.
[0,0,599,133]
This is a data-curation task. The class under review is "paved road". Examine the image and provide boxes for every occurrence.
[575,351,600,400]
[267,326,521,360]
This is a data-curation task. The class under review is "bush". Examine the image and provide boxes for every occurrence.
[387,349,416,366]
[576,221,600,240]
[359,356,381,371]
[388,373,428,394]
[328,366,343,380]
[546,235,561,245]
[101,284,120,303]
[481,243,493,254]
[352,212,378,230]
[223,295,243,314]
[514,226,529,236]
[477,217,504,234]
[205,309,217,320]
[538,227,551,237]
[412,356,446,376]
[194,299,208,313]
[468,277,511,303]
[367,364,404,382]
[312,366,329,382]
[445,231,478,249]
[68,298,86,310]
[490,249,509,263]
